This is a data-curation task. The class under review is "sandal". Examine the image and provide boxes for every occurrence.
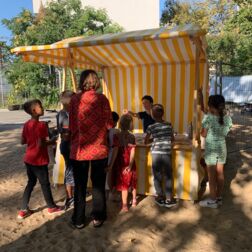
[132,199,137,207]
[121,204,129,212]
[93,219,104,228]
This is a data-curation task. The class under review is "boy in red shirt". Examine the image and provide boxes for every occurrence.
[18,99,63,219]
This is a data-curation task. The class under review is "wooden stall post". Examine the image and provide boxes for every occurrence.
[69,67,77,92]
[68,48,77,92]
[100,67,107,97]
[62,66,67,92]
[192,37,201,147]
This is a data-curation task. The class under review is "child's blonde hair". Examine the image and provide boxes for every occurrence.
[119,114,133,131]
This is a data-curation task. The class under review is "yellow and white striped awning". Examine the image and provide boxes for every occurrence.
[12,24,208,133]
[11,24,207,70]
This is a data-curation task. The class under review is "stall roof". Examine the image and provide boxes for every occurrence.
[11,24,207,70]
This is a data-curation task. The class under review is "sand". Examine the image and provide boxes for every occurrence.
[0,110,252,252]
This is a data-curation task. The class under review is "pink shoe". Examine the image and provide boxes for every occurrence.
[48,206,63,215]
[17,209,34,219]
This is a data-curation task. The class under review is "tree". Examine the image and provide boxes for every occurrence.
[2,0,123,107]
[160,0,178,26]
[160,0,252,75]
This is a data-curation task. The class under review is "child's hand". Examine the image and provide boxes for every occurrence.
[123,166,131,174]
[123,109,128,114]
[198,87,203,94]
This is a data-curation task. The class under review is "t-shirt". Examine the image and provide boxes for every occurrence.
[138,111,155,133]
[22,119,49,166]
[69,90,113,161]
[56,110,69,134]
[146,121,173,154]
[202,114,232,143]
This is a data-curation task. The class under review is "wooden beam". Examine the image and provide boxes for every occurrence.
[62,67,67,92]
[68,49,77,92]
[69,67,77,92]
[192,37,201,147]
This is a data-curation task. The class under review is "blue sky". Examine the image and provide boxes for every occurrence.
[0,0,188,42]
[0,0,33,41]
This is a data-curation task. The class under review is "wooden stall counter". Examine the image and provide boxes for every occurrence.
[53,134,202,201]
[134,134,201,201]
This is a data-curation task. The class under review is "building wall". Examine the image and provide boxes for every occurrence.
[32,0,160,31]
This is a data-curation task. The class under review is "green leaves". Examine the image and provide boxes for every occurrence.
[161,0,252,75]
[2,0,122,107]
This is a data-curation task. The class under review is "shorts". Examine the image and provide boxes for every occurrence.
[60,141,74,186]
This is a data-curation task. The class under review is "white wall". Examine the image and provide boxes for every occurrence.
[33,0,160,31]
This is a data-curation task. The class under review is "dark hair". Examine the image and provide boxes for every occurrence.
[142,95,153,104]
[112,111,119,123]
[60,90,75,98]
[79,69,99,91]
[208,95,226,125]
[23,99,42,115]
[60,90,75,105]
[152,104,164,119]
[119,114,133,131]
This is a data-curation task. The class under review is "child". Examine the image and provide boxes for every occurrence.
[199,95,232,208]
[106,111,120,197]
[145,104,176,208]
[124,95,155,132]
[108,114,137,211]
[56,90,75,209]
[18,99,63,219]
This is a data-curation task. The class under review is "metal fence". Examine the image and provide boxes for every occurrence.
[0,67,11,107]
[210,61,252,153]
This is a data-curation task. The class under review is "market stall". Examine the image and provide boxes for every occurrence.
[12,24,209,200]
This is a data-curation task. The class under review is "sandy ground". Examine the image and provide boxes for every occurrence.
[0,110,252,252]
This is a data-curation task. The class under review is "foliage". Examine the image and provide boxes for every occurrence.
[2,0,123,107]
[160,0,178,26]
[161,0,252,75]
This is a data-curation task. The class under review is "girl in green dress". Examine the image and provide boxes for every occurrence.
[199,95,232,209]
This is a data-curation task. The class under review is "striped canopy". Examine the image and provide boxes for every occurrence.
[11,24,207,70]
[12,24,208,133]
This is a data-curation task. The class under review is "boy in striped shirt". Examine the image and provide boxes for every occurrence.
[145,104,177,208]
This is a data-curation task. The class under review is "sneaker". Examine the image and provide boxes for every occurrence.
[70,220,85,229]
[164,199,177,208]
[217,197,223,206]
[199,199,218,209]
[154,197,165,207]
[17,209,33,219]
[48,206,64,215]
[65,197,74,210]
